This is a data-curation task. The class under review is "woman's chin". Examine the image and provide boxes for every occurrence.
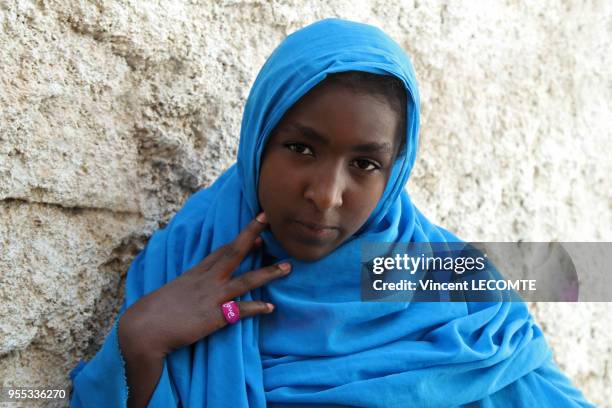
[279,240,337,263]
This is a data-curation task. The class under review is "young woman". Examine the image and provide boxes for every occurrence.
[69,19,593,408]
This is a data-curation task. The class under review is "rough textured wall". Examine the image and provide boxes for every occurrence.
[1,0,610,406]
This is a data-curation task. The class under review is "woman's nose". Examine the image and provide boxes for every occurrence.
[303,165,344,211]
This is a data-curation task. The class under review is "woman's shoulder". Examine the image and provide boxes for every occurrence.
[165,164,239,231]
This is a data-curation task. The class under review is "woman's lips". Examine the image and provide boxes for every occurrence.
[292,219,339,242]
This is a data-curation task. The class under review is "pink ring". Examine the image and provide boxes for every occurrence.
[221,301,240,324]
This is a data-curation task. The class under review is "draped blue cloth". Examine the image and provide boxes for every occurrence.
[69,18,593,407]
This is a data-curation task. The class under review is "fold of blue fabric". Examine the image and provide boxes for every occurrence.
[69,18,593,407]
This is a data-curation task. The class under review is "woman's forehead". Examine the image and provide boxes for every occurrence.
[266,77,403,154]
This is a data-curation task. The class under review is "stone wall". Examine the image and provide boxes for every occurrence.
[1,1,610,406]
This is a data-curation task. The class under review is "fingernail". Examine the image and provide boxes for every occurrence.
[266,303,275,311]
[256,212,267,223]
[277,262,291,273]
[254,236,263,245]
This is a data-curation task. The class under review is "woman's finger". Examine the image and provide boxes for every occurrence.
[214,300,274,329]
[216,213,269,274]
[223,262,291,299]
[195,214,267,274]
[235,300,275,319]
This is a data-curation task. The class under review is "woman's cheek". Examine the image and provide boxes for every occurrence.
[355,178,386,221]
[281,162,309,191]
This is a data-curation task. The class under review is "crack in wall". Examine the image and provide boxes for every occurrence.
[0,197,142,217]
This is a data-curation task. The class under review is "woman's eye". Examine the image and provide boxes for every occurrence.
[286,143,314,156]
[352,158,381,171]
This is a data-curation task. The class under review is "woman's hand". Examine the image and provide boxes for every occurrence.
[118,212,290,358]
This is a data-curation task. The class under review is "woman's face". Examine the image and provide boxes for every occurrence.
[258,82,401,261]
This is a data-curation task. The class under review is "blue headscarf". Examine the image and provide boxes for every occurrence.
[70,19,592,407]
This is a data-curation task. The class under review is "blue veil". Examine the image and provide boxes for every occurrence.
[70,19,593,407]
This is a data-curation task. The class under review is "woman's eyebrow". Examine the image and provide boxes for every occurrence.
[285,123,394,155]
[352,141,394,155]
[285,123,329,144]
